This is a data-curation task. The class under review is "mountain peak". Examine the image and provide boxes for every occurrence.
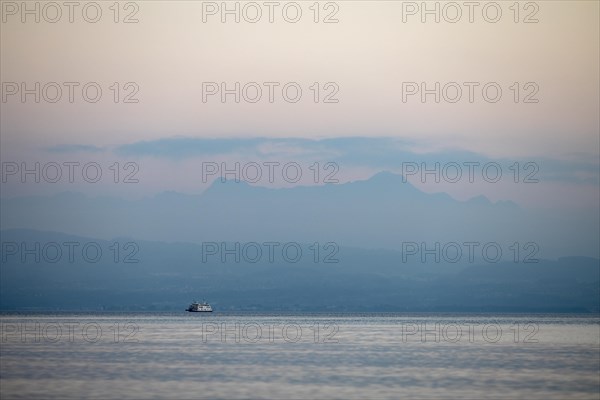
[467,195,492,205]
[370,171,405,182]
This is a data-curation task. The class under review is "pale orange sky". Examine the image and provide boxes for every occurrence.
[1,0,598,159]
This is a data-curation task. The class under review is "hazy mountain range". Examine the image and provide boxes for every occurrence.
[1,172,597,259]
[1,229,598,312]
[2,172,598,311]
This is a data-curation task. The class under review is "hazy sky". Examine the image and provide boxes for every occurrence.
[2,1,598,155]
[1,1,598,211]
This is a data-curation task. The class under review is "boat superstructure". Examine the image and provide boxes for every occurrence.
[186,300,213,312]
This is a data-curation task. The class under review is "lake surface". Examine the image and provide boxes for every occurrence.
[1,313,599,399]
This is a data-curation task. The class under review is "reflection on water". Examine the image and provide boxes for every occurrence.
[1,313,599,399]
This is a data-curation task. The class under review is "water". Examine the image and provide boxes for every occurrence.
[1,313,599,399]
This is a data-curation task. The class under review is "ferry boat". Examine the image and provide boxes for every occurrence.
[186,300,213,312]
